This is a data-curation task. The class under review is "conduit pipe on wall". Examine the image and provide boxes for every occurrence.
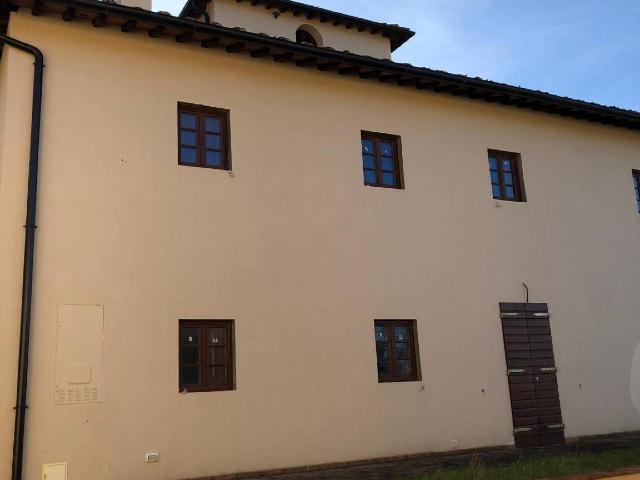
[0,33,44,480]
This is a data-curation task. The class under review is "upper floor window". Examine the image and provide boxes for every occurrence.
[374,320,421,383]
[361,132,403,189]
[488,149,525,202]
[178,103,230,170]
[296,25,321,47]
[179,320,235,392]
[633,170,640,213]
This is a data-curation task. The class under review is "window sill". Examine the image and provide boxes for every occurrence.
[179,387,236,394]
[377,379,422,384]
[364,184,405,190]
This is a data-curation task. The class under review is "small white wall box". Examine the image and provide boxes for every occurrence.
[55,305,104,405]
[145,453,160,462]
[42,463,67,480]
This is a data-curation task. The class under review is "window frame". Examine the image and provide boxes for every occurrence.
[296,28,317,46]
[633,169,640,213]
[488,149,525,202]
[361,131,404,189]
[179,319,235,393]
[374,319,421,383]
[177,102,231,170]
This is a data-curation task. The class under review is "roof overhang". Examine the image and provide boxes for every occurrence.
[2,0,640,132]
[179,0,415,52]
[0,1,14,57]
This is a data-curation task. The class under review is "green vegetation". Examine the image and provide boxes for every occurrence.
[405,448,640,480]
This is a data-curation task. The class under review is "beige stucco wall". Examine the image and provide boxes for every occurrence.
[1,10,640,480]
[210,0,392,59]
[0,40,10,480]
[0,44,9,196]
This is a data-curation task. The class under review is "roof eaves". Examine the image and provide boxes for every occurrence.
[7,0,640,131]
[0,1,17,58]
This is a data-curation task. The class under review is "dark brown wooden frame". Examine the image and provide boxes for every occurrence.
[179,319,235,392]
[296,28,318,47]
[374,319,421,383]
[488,149,525,202]
[177,102,231,170]
[633,169,640,213]
[361,131,404,189]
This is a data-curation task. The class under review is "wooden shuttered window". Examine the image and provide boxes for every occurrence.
[499,303,564,448]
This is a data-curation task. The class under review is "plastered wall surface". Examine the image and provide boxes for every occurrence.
[0,11,639,480]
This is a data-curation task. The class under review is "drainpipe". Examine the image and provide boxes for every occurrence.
[0,33,44,480]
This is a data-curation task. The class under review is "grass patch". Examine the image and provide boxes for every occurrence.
[405,447,640,480]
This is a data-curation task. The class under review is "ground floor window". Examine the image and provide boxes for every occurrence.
[179,320,235,392]
[374,320,421,383]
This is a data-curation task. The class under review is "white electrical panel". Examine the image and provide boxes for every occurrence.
[42,463,67,480]
[54,305,104,405]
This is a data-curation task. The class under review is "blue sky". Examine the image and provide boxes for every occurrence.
[154,0,640,111]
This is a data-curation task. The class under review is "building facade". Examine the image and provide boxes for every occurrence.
[1,0,640,479]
